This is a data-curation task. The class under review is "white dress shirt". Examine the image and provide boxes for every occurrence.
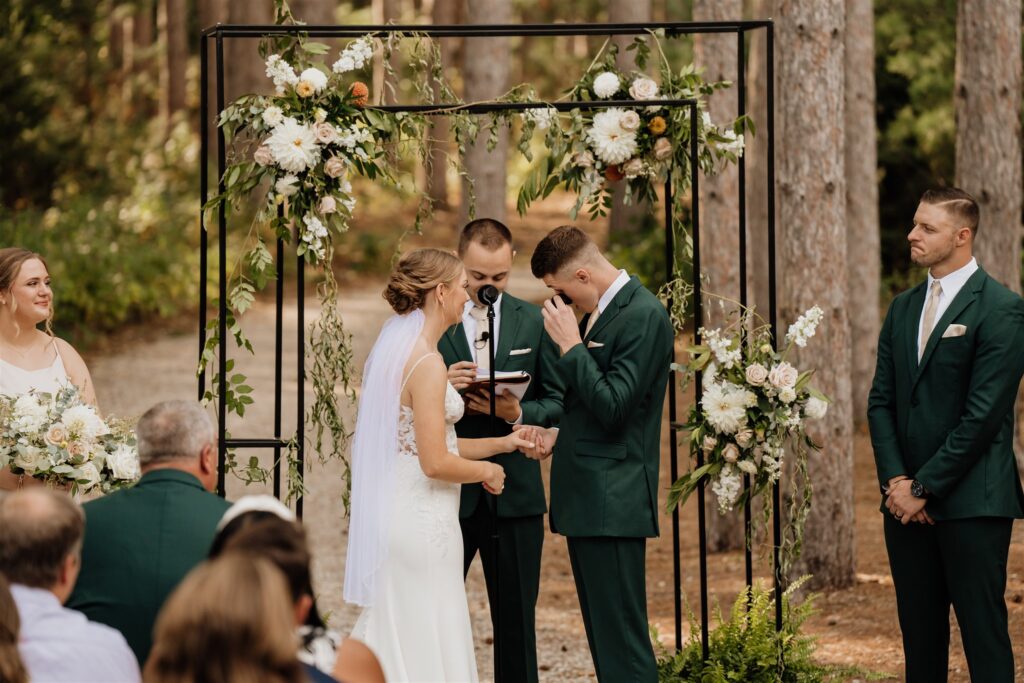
[12,584,141,683]
[917,257,978,357]
[461,293,503,364]
[596,270,631,316]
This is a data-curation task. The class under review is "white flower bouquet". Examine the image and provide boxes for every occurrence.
[0,386,140,494]
[667,305,830,532]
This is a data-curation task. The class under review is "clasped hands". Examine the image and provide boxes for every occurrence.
[884,476,934,525]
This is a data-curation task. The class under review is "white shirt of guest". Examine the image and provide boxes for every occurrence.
[596,270,631,315]
[12,583,141,683]
[917,257,978,357]
[461,293,503,364]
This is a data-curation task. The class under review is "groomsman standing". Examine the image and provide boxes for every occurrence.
[438,219,565,683]
[523,225,673,682]
[868,187,1024,682]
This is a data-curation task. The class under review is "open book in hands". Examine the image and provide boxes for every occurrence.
[461,370,532,402]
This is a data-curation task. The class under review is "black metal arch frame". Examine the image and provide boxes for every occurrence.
[198,19,777,661]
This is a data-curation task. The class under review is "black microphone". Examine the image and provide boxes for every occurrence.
[478,285,500,306]
[551,292,573,306]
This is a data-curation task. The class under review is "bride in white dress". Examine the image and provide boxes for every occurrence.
[0,248,96,491]
[345,248,539,682]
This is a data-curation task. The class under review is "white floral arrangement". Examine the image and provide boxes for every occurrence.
[0,386,140,494]
[668,305,829,533]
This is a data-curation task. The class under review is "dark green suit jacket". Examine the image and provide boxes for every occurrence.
[67,469,231,663]
[868,267,1024,520]
[549,277,673,538]
[439,293,565,519]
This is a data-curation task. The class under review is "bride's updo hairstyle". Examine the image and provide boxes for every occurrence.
[383,248,463,315]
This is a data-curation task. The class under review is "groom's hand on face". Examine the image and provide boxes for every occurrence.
[448,361,477,391]
[542,297,582,355]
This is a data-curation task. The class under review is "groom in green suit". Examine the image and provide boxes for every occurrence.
[438,218,565,683]
[522,225,673,682]
[868,187,1024,682]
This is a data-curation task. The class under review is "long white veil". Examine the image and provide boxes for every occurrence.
[344,308,425,606]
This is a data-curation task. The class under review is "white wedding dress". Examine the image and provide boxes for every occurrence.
[351,362,479,683]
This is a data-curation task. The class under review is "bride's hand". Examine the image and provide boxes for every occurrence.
[481,462,505,495]
[504,429,537,455]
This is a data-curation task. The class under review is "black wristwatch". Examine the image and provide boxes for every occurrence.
[910,479,929,499]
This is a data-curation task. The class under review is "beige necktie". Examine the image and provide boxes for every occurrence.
[918,280,942,361]
[470,305,490,371]
[584,308,601,338]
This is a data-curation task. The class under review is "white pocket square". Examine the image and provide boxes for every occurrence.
[942,324,967,338]
[509,348,532,356]
[587,341,605,349]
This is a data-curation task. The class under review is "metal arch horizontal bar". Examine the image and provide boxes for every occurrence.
[201,20,773,38]
[365,98,697,114]
[224,438,292,448]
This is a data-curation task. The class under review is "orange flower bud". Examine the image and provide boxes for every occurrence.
[349,81,369,107]
[604,164,624,182]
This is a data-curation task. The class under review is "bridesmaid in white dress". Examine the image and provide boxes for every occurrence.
[346,248,540,682]
[0,248,96,490]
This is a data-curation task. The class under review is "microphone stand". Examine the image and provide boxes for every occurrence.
[481,288,502,683]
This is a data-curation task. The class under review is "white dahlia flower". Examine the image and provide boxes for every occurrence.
[266,118,320,173]
[592,71,621,99]
[702,382,748,435]
[586,109,637,165]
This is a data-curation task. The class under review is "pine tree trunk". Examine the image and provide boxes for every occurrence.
[426,0,456,208]
[288,0,337,24]
[372,0,403,104]
[694,0,745,553]
[778,0,855,590]
[952,0,1024,472]
[845,0,880,428]
[226,0,274,103]
[746,0,773,325]
[198,0,229,143]
[606,0,651,238]
[158,0,188,135]
[459,0,511,225]
[131,1,156,116]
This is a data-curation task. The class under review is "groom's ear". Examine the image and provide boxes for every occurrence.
[574,268,590,283]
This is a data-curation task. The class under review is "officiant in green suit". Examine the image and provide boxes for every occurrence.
[868,187,1024,683]
[438,219,565,683]
[520,225,673,682]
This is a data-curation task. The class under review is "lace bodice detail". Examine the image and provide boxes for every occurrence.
[397,381,464,457]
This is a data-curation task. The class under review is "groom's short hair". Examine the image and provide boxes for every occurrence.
[921,186,980,236]
[531,225,595,278]
[458,218,512,256]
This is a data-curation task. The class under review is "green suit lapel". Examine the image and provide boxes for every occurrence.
[585,277,641,341]
[441,321,473,363]
[912,268,986,389]
[494,295,520,369]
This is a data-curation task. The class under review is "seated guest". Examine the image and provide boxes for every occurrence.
[0,572,29,683]
[67,400,230,664]
[212,497,385,683]
[0,489,140,682]
[144,553,306,683]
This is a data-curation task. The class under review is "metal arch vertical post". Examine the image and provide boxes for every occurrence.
[215,31,227,498]
[274,216,285,499]
[296,249,305,519]
[690,102,709,663]
[198,33,209,403]
[665,171,682,652]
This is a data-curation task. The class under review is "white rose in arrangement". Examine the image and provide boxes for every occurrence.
[804,396,829,420]
[314,107,328,124]
[44,423,68,447]
[324,156,347,179]
[108,444,140,481]
[628,77,659,101]
[653,137,673,161]
[66,440,88,464]
[779,387,797,404]
[587,109,638,165]
[61,405,108,441]
[622,158,645,179]
[702,382,748,435]
[745,363,768,386]
[702,435,717,453]
[267,118,320,173]
[12,394,48,433]
[735,428,754,449]
[319,195,338,215]
[572,151,595,169]
[253,146,274,167]
[315,122,339,145]
[736,459,758,476]
[619,110,641,132]
[275,175,300,197]
[77,462,101,491]
[297,67,329,96]
[722,442,740,463]
[13,445,46,474]
[768,362,799,390]
[261,106,284,127]
[592,71,621,99]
